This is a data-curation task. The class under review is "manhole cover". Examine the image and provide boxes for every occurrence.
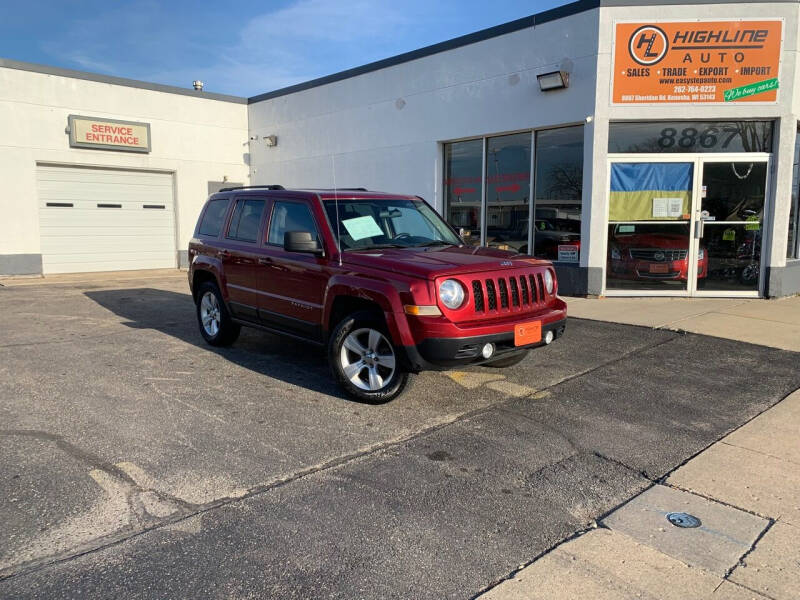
[666,512,702,528]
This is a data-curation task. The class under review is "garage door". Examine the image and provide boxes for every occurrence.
[37,165,176,274]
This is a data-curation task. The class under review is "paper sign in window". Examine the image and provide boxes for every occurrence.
[652,198,684,218]
[342,216,383,241]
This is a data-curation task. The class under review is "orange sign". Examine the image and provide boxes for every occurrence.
[514,321,542,346]
[613,20,782,104]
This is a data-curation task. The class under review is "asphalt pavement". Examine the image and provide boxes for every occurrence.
[1,273,798,599]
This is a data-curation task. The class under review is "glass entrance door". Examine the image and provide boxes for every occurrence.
[606,162,694,294]
[694,160,768,294]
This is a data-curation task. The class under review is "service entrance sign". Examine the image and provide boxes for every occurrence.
[612,20,783,104]
[68,115,151,153]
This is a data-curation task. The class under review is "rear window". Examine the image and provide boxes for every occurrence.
[198,199,229,237]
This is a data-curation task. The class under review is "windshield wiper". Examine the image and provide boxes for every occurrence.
[415,240,455,247]
[347,243,409,250]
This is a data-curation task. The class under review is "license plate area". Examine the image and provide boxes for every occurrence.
[649,263,669,273]
[514,321,542,346]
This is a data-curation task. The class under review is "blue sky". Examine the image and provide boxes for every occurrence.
[0,0,567,97]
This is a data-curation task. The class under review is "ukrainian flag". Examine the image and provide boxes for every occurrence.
[609,163,692,221]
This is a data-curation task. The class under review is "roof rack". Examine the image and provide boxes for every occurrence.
[304,187,369,191]
[218,184,285,192]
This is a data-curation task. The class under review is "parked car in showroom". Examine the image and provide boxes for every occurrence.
[607,223,707,285]
[188,186,567,402]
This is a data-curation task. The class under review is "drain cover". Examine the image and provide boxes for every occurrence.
[667,512,702,528]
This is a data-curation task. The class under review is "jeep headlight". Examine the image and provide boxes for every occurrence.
[544,270,554,295]
[438,279,465,309]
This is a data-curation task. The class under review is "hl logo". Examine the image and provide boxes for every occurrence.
[629,25,668,65]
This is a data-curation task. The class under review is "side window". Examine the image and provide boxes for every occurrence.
[226,199,265,243]
[198,199,229,237]
[268,202,319,246]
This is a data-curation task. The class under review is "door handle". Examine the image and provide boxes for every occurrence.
[694,219,705,239]
[217,249,230,257]
[257,257,272,265]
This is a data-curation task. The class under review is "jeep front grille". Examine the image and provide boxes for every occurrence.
[472,281,484,312]
[470,272,546,314]
[486,280,497,311]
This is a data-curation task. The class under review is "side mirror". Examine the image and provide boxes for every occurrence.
[284,231,323,255]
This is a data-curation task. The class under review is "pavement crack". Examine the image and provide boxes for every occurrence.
[591,451,655,482]
[723,517,777,583]
[0,429,140,489]
[663,481,773,521]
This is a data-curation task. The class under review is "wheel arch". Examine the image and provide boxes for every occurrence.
[192,269,221,302]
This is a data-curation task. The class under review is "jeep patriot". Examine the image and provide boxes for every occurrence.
[189,186,567,402]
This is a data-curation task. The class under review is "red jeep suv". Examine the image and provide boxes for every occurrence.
[188,186,567,402]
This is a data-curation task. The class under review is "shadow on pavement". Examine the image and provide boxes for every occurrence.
[84,287,349,399]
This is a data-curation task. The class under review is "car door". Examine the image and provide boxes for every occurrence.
[257,199,328,340]
[218,196,268,321]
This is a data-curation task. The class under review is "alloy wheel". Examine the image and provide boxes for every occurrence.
[200,291,221,337]
[340,328,396,391]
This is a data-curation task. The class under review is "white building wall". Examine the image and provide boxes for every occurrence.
[0,66,249,273]
[247,9,600,211]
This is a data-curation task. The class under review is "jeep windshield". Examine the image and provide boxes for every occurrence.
[324,199,462,251]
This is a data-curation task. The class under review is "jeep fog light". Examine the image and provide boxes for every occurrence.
[544,330,554,345]
[439,279,465,309]
[544,270,554,295]
[481,343,495,359]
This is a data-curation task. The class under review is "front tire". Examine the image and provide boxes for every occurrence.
[484,350,529,368]
[196,281,240,346]
[329,310,409,403]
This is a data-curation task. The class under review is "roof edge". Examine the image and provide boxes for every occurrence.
[247,0,600,104]
[0,57,247,104]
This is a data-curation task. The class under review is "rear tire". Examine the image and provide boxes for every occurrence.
[329,310,409,403]
[196,281,240,346]
[484,350,529,368]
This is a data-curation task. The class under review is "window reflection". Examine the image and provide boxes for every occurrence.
[443,139,482,246]
[486,133,531,253]
[607,222,694,291]
[534,126,583,261]
[609,121,773,154]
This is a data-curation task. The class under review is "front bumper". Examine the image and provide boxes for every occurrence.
[402,318,567,371]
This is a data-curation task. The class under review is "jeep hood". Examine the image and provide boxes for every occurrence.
[342,245,549,279]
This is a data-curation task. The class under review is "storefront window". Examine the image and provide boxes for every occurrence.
[606,162,693,292]
[609,121,773,154]
[789,125,800,259]
[486,133,531,253]
[534,126,583,261]
[443,139,483,246]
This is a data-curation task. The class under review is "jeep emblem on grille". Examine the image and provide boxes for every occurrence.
[500,261,513,267]
[653,251,665,261]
